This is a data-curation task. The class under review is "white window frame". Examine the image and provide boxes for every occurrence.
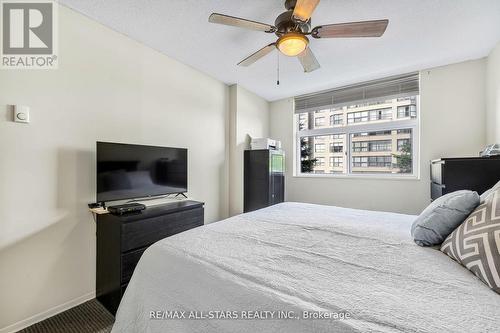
[294,97,420,180]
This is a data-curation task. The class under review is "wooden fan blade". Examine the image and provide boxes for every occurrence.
[297,47,320,73]
[312,19,389,38]
[209,13,276,33]
[238,43,276,67]
[292,0,320,23]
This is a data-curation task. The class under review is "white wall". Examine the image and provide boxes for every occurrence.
[228,85,270,216]
[486,42,500,143]
[270,59,487,215]
[0,5,229,332]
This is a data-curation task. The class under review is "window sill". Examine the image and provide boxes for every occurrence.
[292,173,421,181]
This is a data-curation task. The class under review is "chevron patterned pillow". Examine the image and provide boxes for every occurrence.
[441,186,500,293]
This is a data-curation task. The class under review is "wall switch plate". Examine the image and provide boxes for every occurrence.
[14,105,30,123]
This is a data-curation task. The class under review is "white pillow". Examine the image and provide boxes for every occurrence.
[480,180,500,203]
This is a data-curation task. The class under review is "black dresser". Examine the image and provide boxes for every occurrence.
[430,157,500,200]
[96,200,204,314]
[244,149,285,213]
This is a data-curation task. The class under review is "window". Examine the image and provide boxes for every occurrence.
[352,140,391,152]
[315,143,325,153]
[369,140,392,152]
[330,143,343,153]
[347,108,392,124]
[353,130,391,138]
[315,117,325,127]
[299,135,346,174]
[295,73,419,177]
[350,130,413,174]
[330,114,343,126]
[330,157,343,167]
[352,157,367,167]
[397,105,417,118]
[352,141,368,152]
[352,156,392,168]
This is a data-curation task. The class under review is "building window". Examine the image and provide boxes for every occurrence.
[350,130,413,174]
[352,156,392,168]
[352,130,391,138]
[296,74,419,177]
[330,157,343,167]
[352,141,368,152]
[352,157,367,167]
[369,140,392,152]
[315,117,325,127]
[353,140,391,152]
[330,114,343,126]
[330,143,343,153]
[315,143,325,153]
[397,105,417,118]
[347,108,392,124]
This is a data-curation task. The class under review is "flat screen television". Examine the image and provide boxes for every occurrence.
[96,142,187,203]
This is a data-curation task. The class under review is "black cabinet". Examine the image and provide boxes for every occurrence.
[96,200,204,315]
[244,149,285,213]
[430,157,500,200]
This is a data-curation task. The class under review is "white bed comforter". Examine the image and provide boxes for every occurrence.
[112,202,500,333]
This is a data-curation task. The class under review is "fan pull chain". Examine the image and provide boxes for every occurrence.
[277,51,280,86]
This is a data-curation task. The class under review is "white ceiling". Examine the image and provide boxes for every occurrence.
[59,0,500,101]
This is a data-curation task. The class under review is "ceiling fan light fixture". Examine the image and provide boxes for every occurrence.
[277,33,309,57]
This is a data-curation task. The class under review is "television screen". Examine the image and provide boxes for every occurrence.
[96,142,187,202]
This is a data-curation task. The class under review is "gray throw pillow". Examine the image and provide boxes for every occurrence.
[441,187,500,294]
[411,190,479,246]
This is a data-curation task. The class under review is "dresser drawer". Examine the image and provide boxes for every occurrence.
[121,247,147,284]
[121,207,204,252]
[97,200,204,315]
[431,182,445,201]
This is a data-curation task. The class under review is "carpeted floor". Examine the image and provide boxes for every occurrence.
[18,299,114,333]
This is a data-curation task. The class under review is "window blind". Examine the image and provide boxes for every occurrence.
[294,73,419,114]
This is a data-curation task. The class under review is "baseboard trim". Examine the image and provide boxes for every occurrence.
[0,291,96,333]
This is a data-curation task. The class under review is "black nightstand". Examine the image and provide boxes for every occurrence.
[430,157,500,200]
[96,200,204,315]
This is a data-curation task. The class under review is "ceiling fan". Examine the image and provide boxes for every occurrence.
[209,0,388,73]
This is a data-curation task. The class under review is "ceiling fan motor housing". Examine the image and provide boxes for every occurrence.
[275,10,311,36]
[284,0,297,10]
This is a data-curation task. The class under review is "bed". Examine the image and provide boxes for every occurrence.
[112,202,500,332]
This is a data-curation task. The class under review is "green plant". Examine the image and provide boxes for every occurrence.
[300,137,317,172]
[393,142,412,173]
